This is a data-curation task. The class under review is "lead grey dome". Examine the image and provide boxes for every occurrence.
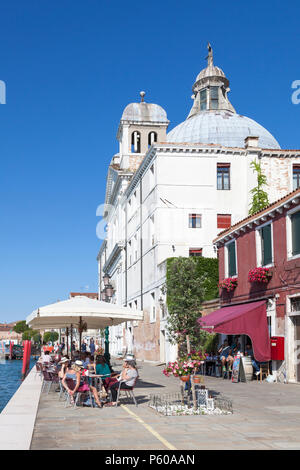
[167,111,280,149]
[121,102,168,123]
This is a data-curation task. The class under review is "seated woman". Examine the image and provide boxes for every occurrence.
[58,356,70,379]
[62,360,103,408]
[102,357,127,392]
[62,361,82,404]
[96,355,111,377]
[105,360,138,407]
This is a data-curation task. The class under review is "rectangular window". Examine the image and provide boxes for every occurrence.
[217,163,230,190]
[189,248,203,257]
[291,211,300,256]
[210,86,219,110]
[260,224,273,266]
[227,241,237,277]
[293,165,300,190]
[200,89,207,110]
[217,214,231,229]
[291,297,300,313]
[189,214,202,228]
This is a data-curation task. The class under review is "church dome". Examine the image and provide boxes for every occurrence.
[167,110,280,149]
[121,92,168,123]
[167,44,280,149]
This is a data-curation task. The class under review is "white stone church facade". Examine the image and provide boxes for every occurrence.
[97,46,300,363]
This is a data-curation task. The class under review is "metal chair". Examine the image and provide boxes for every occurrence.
[115,377,138,407]
[35,362,43,380]
[63,378,92,408]
[41,370,56,393]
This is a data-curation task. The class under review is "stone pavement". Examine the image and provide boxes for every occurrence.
[30,359,300,450]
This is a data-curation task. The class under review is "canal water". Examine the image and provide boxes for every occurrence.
[0,358,35,413]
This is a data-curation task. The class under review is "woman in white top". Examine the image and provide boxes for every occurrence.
[105,360,138,406]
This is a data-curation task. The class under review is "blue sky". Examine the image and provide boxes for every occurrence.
[0,0,300,322]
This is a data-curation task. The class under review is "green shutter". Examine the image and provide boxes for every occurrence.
[292,211,300,256]
[261,224,272,266]
[228,242,237,276]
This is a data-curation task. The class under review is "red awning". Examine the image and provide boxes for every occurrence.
[198,300,271,362]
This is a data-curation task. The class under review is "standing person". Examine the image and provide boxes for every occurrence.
[105,360,138,407]
[88,355,96,374]
[89,338,95,355]
[81,341,87,353]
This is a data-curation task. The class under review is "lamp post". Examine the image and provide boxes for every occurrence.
[104,326,110,364]
[102,275,114,364]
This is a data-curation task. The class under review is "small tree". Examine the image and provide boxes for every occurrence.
[165,257,206,410]
[32,333,42,345]
[249,160,269,215]
[22,329,39,341]
[165,257,206,348]
[43,331,59,344]
[13,320,29,334]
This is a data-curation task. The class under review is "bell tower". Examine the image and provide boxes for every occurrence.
[117,92,169,171]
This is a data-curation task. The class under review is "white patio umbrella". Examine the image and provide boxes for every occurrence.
[26,296,143,330]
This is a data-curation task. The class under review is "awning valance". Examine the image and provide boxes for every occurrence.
[197,300,271,362]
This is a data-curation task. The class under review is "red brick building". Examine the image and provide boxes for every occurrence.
[214,187,300,383]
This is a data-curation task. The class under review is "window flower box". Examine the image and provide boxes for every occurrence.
[248,267,272,283]
[218,277,238,292]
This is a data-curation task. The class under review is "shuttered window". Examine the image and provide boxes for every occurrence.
[261,224,273,266]
[189,214,202,228]
[291,211,300,256]
[227,241,237,277]
[217,163,230,190]
[217,214,231,229]
[189,248,203,257]
[293,165,300,190]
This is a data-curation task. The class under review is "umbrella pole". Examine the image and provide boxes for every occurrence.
[70,324,73,360]
[66,327,69,356]
[104,326,110,365]
[79,316,82,355]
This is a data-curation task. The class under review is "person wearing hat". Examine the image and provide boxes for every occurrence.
[58,356,70,379]
[62,360,103,408]
[105,359,138,407]
[62,360,83,404]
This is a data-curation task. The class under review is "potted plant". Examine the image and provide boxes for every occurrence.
[218,277,238,292]
[248,267,272,283]
[163,351,205,382]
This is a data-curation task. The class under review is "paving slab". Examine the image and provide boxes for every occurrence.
[30,359,300,450]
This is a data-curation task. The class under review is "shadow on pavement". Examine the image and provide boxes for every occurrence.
[135,380,165,389]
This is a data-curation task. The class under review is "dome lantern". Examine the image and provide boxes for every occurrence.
[188,43,235,119]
